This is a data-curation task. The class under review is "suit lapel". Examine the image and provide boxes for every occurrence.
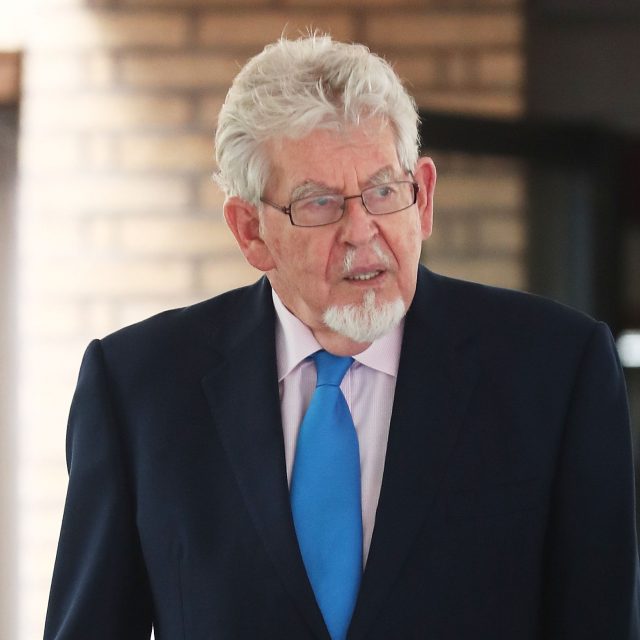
[348,268,481,640]
[201,278,329,640]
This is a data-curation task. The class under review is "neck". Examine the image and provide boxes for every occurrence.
[311,326,372,357]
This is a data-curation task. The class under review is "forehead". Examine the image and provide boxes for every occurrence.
[266,120,401,196]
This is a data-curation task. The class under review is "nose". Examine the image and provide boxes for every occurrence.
[338,195,378,246]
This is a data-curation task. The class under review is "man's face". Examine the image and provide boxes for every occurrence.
[226,120,436,353]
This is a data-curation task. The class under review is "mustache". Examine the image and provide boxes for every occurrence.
[343,242,391,274]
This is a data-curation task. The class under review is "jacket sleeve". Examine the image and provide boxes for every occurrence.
[542,322,640,639]
[44,339,153,639]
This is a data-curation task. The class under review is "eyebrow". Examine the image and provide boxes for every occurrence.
[289,165,403,201]
[368,165,401,186]
[290,180,334,202]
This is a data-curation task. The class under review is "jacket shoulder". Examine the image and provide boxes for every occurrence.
[98,277,271,373]
[426,270,600,338]
[107,278,264,338]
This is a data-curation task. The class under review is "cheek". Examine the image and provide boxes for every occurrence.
[266,229,300,267]
[265,224,342,285]
[387,221,422,264]
[406,215,425,253]
[294,235,337,274]
[273,236,328,281]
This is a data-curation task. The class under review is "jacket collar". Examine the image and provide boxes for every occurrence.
[348,267,481,639]
[201,277,331,639]
[201,269,481,639]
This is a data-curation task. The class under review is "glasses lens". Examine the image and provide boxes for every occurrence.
[363,182,415,215]
[291,194,344,227]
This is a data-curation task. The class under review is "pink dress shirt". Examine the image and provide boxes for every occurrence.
[272,290,403,566]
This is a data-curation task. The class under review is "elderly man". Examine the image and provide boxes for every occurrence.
[45,36,638,640]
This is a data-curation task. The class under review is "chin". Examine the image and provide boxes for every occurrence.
[322,290,406,343]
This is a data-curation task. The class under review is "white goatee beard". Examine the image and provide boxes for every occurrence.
[322,289,406,344]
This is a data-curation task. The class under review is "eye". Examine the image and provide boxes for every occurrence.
[297,194,341,212]
[370,184,396,199]
[310,195,334,208]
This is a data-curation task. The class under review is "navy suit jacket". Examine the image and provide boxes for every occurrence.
[45,267,640,639]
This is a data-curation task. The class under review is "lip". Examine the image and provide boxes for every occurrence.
[343,268,387,285]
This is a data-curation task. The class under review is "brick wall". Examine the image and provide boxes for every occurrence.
[16,0,524,636]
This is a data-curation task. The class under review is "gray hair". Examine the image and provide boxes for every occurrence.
[214,34,420,206]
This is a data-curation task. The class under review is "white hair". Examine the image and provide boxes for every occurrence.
[214,34,420,206]
[323,290,406,343]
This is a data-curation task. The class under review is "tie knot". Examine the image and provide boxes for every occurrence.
[312,350,354,388]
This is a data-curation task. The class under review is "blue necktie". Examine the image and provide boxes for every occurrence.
[290,350,362,640]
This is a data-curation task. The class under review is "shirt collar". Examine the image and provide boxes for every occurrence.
[272,289,404,382]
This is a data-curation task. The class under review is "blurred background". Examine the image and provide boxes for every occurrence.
[0,0,639,637]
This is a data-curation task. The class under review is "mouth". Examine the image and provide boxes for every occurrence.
[345,270,384,282]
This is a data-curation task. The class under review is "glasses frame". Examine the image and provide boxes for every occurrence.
[260,180,420,228]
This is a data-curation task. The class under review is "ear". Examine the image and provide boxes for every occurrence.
[223,196,276,272]
[413,156,437,240]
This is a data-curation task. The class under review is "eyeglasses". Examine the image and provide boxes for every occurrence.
[260,181,420,228]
